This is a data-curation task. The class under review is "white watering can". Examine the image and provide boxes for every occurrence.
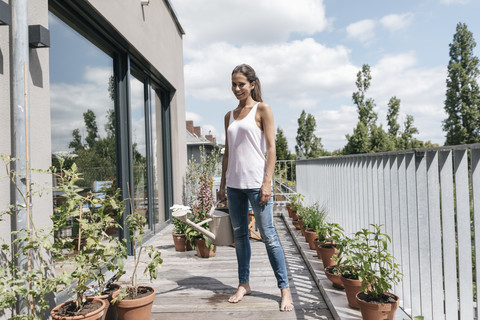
[171,202,234,246]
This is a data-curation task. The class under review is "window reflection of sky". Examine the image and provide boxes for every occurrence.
[49,12,113,153]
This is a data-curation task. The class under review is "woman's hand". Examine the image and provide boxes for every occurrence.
[218,183,227,202]
[259,183,271,206]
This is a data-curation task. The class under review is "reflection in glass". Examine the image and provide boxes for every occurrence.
[49,11,118,253]
[130,76,149,231]
[150,87,162,227]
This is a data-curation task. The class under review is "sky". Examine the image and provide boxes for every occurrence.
[169,0,480,152]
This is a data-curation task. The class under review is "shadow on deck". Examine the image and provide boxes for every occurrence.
[117,205,348,319]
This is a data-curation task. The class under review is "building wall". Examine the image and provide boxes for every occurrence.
[88,0,187,206]
[0,0,186,239]
[0,0,11,246]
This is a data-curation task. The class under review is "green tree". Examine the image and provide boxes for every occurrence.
[370,124,394,152]
[399,115,423,149]
[295,110,325,159]
[69,128,84,152]
[344,121,370,154]
[275,127,291,160]
[83,109,98,149]
[386,96,401,138]
[353,64,377,127]
[443,22,480,145]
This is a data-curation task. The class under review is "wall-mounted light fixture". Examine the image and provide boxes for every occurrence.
[29,25,50,48]
[0,1,11,25]
[141,0,150,6]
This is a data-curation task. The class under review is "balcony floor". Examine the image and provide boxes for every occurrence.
[117,205,335,319]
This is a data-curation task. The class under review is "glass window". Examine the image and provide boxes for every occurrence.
[130,75,149,231]
[49,11,119,253]
[151,87,164,228]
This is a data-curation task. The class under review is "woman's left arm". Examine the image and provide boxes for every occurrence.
[258,102,276,206]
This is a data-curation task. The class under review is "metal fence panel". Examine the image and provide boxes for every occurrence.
[454,149,474,320]
[472,148,480,320]
[426,151,444,320]
[439,150,459,320]
[415,152,432,319]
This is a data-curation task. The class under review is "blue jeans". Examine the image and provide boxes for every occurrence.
[227,187,289,289]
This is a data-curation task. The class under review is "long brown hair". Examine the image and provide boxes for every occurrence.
[232,64,263,102]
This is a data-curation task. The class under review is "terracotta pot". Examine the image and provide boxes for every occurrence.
[95,284,121,320]
[304,229,317,250]
[313,239,323,259]
[318,245,340,269]
[172,233,189,252]
[291,211,299,220]
[115,286,155,320]
[292,219,302,230]
[340,275,363,309]
[195,238,216,258]
[51,298,107,320]
[286,205,294,218]
[356,292,400,320]
[324,266,344,289]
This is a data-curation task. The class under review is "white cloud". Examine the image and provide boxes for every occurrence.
[184,38,358,107]
[380,13,414,32]
[346,19,376,44]
[173,0,329,49]
[50,66,114,152]
[370,52,447,145]
[185,112,203,122]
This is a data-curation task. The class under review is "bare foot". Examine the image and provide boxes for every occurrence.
[280,287,294,312]
[228,283,252,303]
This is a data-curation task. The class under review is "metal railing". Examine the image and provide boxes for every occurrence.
[273,160,297,203]
[296,144,480,320]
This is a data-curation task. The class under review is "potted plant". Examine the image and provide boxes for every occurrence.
[171,216,192,252]
[286,193,303,219]
[324,264,344,289]
[50,162,127,320]
[355,225,403,320]
[338,235,365,309]
[317,222,344,269]
[301,203,326,250]
[0,155,70,319]
[185,172,216,258]
[112,194,163,320]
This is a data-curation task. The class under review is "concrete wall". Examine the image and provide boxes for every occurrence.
[87,0,187,206]
[0,0,11,248]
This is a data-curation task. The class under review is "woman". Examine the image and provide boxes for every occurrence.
[219,64,294,312]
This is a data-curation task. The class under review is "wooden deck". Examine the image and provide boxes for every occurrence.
[118,206,335,319]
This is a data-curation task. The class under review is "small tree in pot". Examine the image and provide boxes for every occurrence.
[112,193,163,320]
[354,224,402,320]
[0,155,70,319]
[50,162,127,319]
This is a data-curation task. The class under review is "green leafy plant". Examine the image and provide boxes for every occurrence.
[298,202,326,230]
[52,160,127,312]
[335,235,362,280]
[0,155,70,319]
[113,186,163,302]
[354,224,403,300]
[318,222,344,247]
[287,193,304,212]
[172,216,188,235]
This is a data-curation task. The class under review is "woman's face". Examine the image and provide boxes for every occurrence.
[232,72,254,101]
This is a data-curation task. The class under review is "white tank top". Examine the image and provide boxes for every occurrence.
[226,103,266,189]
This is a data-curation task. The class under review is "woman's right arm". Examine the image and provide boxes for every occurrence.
[219,111,230,201]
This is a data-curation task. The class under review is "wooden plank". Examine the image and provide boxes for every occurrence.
[118,213,334,320]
